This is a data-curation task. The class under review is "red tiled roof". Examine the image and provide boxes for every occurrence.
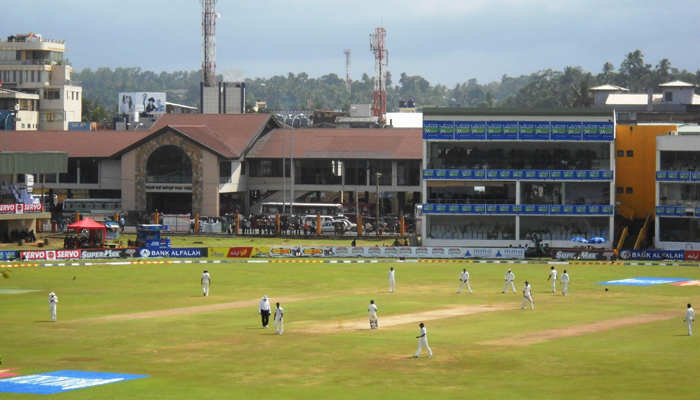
[3,130,149,158]
[246,128,422,160]
[150,114,274,158]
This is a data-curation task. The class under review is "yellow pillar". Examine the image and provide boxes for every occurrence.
[194,213,200,233]
[153,212,160,225]
[400,215,405,236]
[235,213,240,235]
[113,211,119,222]
[276,214,281,234]
[316,215,321,235]
[357,215,363,237]
[75,211,80,222]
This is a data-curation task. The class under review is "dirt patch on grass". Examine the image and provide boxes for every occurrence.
[73,296,317,324]
[300,304,507,333]
[477,311,677,346]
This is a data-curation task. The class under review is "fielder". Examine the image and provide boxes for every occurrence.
[561,270,570,295]
[413,323,432,358]
[521,281,534,310]
[201,270,211,297]
[274,302,284,335]
[259,295,271,328]
[48,292,58,322]
[503,269,516,293]
[547,266,557,293]
[368,300,378,329]
[685,303,695,336]
[388,267,396,293]
[457,269,472,294]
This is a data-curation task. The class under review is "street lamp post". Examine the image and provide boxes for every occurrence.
[375,171,382,236]
[289,114,302,220]
[281,115,286,215]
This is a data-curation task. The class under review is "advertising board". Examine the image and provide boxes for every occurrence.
[551,249,616,261]
[118,92,166,114]
[268,246,524,259]
[20,250,82,261]
[617,249,685,261]
[137,248,204,258]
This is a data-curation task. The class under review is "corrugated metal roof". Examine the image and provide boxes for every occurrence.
[0,152,68,174]
[3,130,149,158]
[590,84,628,92]
[605,94,661,106]
[247,128,422,160]
[423,107,613,117]
[659,80,696,87]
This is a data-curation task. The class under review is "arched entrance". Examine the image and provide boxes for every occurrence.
[145,145,193,214]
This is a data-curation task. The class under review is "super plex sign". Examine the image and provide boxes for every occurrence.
[0,203,43,214]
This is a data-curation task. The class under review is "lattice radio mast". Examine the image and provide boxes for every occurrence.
[344,49,352,91]
[369,27,388,123]
[201,0,218,87]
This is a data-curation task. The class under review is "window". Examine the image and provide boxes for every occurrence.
[617,150,624,157]
[44,89,60,100]
[46,113,55,122]
[79,158,99,184]
[240,161,245,175]
[626,150,633,157]
[626,187,633,194]
[617,187,624,194]
[219,161,232,184]
[664,92,673,102]
[146,145,193,183]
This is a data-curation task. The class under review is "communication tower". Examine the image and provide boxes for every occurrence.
[344,49,351,91]
[369,27,388,123]
[202,0,218,87]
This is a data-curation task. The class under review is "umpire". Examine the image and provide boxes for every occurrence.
[259,295,272,328]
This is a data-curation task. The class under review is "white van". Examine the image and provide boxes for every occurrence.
[302,215,336,232]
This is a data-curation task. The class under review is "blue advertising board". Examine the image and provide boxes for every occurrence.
[657,206,687,216]
[693,172,700,182]
[566,122,583,141]
[551,122,568,140]
[422,121,440,139]
[455,121,486,140]
[438,121,455,140]
[617,250,686,261]
[447,204,460,213]
[0,251,18,261]
[486,121,518,140]
[696,207,700,216]
[582,122,614,141]
[423,170,435,179]
[0,371,148,395]
[447,169,460,179]
[138,248,204,258]
[459,170,474,179]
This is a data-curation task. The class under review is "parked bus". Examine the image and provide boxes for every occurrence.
[62,198,122,221]
[260,202,344,217]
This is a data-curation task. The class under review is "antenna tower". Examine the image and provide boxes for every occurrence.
[201,0,218,87]
[369,27,388,123]
[344,49,352,91]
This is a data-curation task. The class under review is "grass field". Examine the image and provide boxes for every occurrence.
[2,254,699,399]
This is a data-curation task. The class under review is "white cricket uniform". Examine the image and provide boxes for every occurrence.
[549,269,558,292]
[388,270,395,292]
[686,307,695,336]
[201,272,211,296]
[414,326,432,357]
[561,273,570,295]
[274,306,284,334]
[458,271,472,294]
[503,272,516,293]
[48,294,58,322]
[368,303,378,328]
[521,284,534,310]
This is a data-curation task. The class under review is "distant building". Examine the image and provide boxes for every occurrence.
[0,89,39,130]
[592,81,700,124]
[0,33,82,130]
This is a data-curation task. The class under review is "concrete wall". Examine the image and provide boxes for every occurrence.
[201,151,220,216]
[120,150,137,212]
[615,124,676,218]
[99,159,122,190]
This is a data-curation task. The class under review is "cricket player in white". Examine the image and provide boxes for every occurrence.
[503,269,516,293]
[274,302,284,334]
[48,292,58,322]
[685,303,695,336]
[548,266,557,293]
[368,300,378,329]
[388,267,396,293]
[521,281,534,310]
[201,270,211,297]
[413,323,432,358]
[561,270,570,295]
[457,269,472,294]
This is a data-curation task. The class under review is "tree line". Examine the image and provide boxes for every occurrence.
[74,50,700,122]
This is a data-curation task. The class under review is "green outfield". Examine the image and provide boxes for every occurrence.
[1,256,699,399]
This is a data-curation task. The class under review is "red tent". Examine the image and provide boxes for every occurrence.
[68,218,107,248]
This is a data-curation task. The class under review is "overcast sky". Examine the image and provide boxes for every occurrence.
[5,0,700,86]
